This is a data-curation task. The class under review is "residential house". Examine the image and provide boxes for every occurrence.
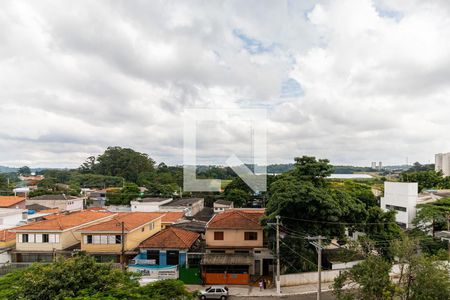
[129,227,200,277]
[0,196,26,209]
[158,212,185,229]
[201,208,273,285]
[0,208,27,229]
[77,212,163,263]
[11,210,113,262]
[26,194,84,212]
[130,197,173,212]
[0,229,16,263]
[213,200,234,213]
[161,198,204,217]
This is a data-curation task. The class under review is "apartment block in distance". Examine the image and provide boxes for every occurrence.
[435,153,450,177]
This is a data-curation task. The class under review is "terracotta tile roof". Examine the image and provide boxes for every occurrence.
[12,211,113,231]
[0,196,25,207]
[78,212,162,232]
[139,227,199,249]
[0,229,16,242]
[160,212,185,223]
[207,209,264,230]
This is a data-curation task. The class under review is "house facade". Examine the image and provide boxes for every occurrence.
[77,212,163,263]
[11,210,113,262]
[202,209,273,285]
[129,227,200,278]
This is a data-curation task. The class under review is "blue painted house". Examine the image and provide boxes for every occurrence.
[129,227,200,275]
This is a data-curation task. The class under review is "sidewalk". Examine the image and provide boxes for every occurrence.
[186,282,334,297]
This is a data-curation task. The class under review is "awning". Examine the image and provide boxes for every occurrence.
[201,254,253,266]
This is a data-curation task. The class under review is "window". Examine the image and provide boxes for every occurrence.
[210,250,225,253]
[100,235,108,244]
[141,227,145,232]
[214,231,224,240]
[22,234,29,243]
[86,235,93,244]
[43,234,49,243]
[115,235,122,244]
[149,222,155,230]
[244,232,258,240]
[108,235,116,244]
[386,204,407,212]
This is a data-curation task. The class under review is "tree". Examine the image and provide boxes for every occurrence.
[18,166,31,176]
[333,255,395,300]
[265,157,368,271]
[225,189,250,207]
[79,147,155,183]
[138,279,195,300]
[106,183,140,205]
[414,198,450,236]
[400,170,443,191]
[0,253,139,300]
[293,156,334,187]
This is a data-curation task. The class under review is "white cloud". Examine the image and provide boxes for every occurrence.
[0,0,449,167]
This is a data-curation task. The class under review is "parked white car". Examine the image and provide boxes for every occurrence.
[198,286,228,300]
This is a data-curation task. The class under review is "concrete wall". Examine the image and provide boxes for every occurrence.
[205,229,263,248]
[281,270,341,286]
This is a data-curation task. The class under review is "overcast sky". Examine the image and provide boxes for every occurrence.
[1,0,450,168]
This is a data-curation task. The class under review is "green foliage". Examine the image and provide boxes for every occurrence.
[79,147,155,183]
[293,156,334,186]
[106,183,140,205]
[70,173,124,189]
[333,255,395,300]
[0,254,195,300]
[0,254,139,300]
[18,166,31,176]
[225,189,250,207]
[138,279,195,300]
[400,170,443,191]
[414,197,450,236]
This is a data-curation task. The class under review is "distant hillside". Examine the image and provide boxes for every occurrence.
[0,166,18,173]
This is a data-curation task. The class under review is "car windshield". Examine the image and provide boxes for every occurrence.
[205,287,212,292]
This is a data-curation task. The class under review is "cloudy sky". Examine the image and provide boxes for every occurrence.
[1,0,450,168]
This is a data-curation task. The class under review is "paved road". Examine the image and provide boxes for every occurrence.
[229,291,335,300]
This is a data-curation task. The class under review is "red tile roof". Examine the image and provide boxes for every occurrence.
[160,212,185,223]
[12,211,113,231]
[207,209,264,230]
[0,229,15,242]
[139,227,199,249]
[78,212,162,232]
[0,196,25,208]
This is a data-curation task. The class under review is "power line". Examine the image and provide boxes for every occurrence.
[279,215,399,226]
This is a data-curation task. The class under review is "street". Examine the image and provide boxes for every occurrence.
[229,291,336,300]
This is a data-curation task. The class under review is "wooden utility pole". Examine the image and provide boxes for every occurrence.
[308,235,326,300]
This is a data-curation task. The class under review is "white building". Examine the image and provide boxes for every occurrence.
[435,153,450,176]
[0,209,27,230]
[130,198,173,212]
[380,182,419,229]
[213,200,234,213]
[26,194,84,212]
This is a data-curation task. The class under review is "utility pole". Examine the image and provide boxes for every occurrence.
[276,215,281,295]
[308,235,326,300]
[268,215,281,295]
[121,221,125,271]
